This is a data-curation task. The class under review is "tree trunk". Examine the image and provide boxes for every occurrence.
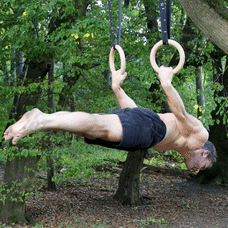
[47,155,57,191]
[195,66,205,119]
[178,0,228,54]
[46,60,57,191]
[15,51,23,78]
[142,0,159,36]
[114,150,145,206]
[0,155,40,224]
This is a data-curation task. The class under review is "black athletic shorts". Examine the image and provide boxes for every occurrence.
[84,107,167,151]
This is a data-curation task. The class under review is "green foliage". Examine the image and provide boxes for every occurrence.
[0,177,40,206]
[145,149,186,170]
[0,0,218,127]
[36,139,127,185]
[0,223,13,228]
[1,138,44,162]
[136,216,171,227]
[1,1,228,220]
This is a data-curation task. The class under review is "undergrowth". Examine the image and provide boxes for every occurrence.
[0,137,185,228]
[37,138,128,185]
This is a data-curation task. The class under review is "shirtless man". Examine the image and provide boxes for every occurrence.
[3,66,217,173]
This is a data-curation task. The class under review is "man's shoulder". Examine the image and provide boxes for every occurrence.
[172,113,209,147]
[181,114,209,149]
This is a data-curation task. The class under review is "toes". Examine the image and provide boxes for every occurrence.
[3,128,13,141]
[4,135,13,141]
[4,126,11,136]
[12,134,21,145]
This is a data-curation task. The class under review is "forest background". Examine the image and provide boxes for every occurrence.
[0,0,228,226]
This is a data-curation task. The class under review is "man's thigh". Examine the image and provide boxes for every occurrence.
[85,114,123,142]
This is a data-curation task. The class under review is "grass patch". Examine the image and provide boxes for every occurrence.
[137,216,171,227]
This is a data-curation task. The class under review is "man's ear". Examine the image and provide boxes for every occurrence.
[202,149,209,157]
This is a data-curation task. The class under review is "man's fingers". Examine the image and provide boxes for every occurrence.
[117,69,127,75]
[115,70,127,79]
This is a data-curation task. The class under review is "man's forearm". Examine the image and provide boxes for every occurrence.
[161,82,187,120]
[112,86,137,109]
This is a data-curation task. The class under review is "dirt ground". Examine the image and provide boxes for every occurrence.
[1,166,228,228]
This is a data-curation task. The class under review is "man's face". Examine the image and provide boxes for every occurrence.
[184,149,212,174]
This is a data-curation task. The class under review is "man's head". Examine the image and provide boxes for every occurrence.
[184,141,217,173]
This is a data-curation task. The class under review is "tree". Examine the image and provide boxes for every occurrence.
[1,0,228,224]
[114,150,145,206]
[46,60,57,191]
[179,0,228,54]
[194,48,228,184]
[178,0,228,184]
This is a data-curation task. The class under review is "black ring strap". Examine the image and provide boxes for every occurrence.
[159,0,172,45]
[107,0,129,49]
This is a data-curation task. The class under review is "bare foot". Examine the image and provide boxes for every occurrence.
[4,108,43,145]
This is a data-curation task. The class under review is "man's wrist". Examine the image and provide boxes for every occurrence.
[161,81,172,89]
[112,85,121,92]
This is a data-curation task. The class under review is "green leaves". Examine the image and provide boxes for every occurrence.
[49,140,126,184]
[0,0,228,198]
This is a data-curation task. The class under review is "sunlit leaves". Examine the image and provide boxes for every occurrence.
[1,0,228,151]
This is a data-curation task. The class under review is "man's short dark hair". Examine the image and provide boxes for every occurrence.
[202,141,217,163]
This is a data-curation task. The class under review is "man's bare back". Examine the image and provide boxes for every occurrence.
[153,112,209,155]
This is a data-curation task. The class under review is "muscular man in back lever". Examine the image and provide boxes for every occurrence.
[4,66,217,173]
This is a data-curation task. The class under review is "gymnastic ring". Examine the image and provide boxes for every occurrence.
[150,39,185,74]
[109,45,126,75]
